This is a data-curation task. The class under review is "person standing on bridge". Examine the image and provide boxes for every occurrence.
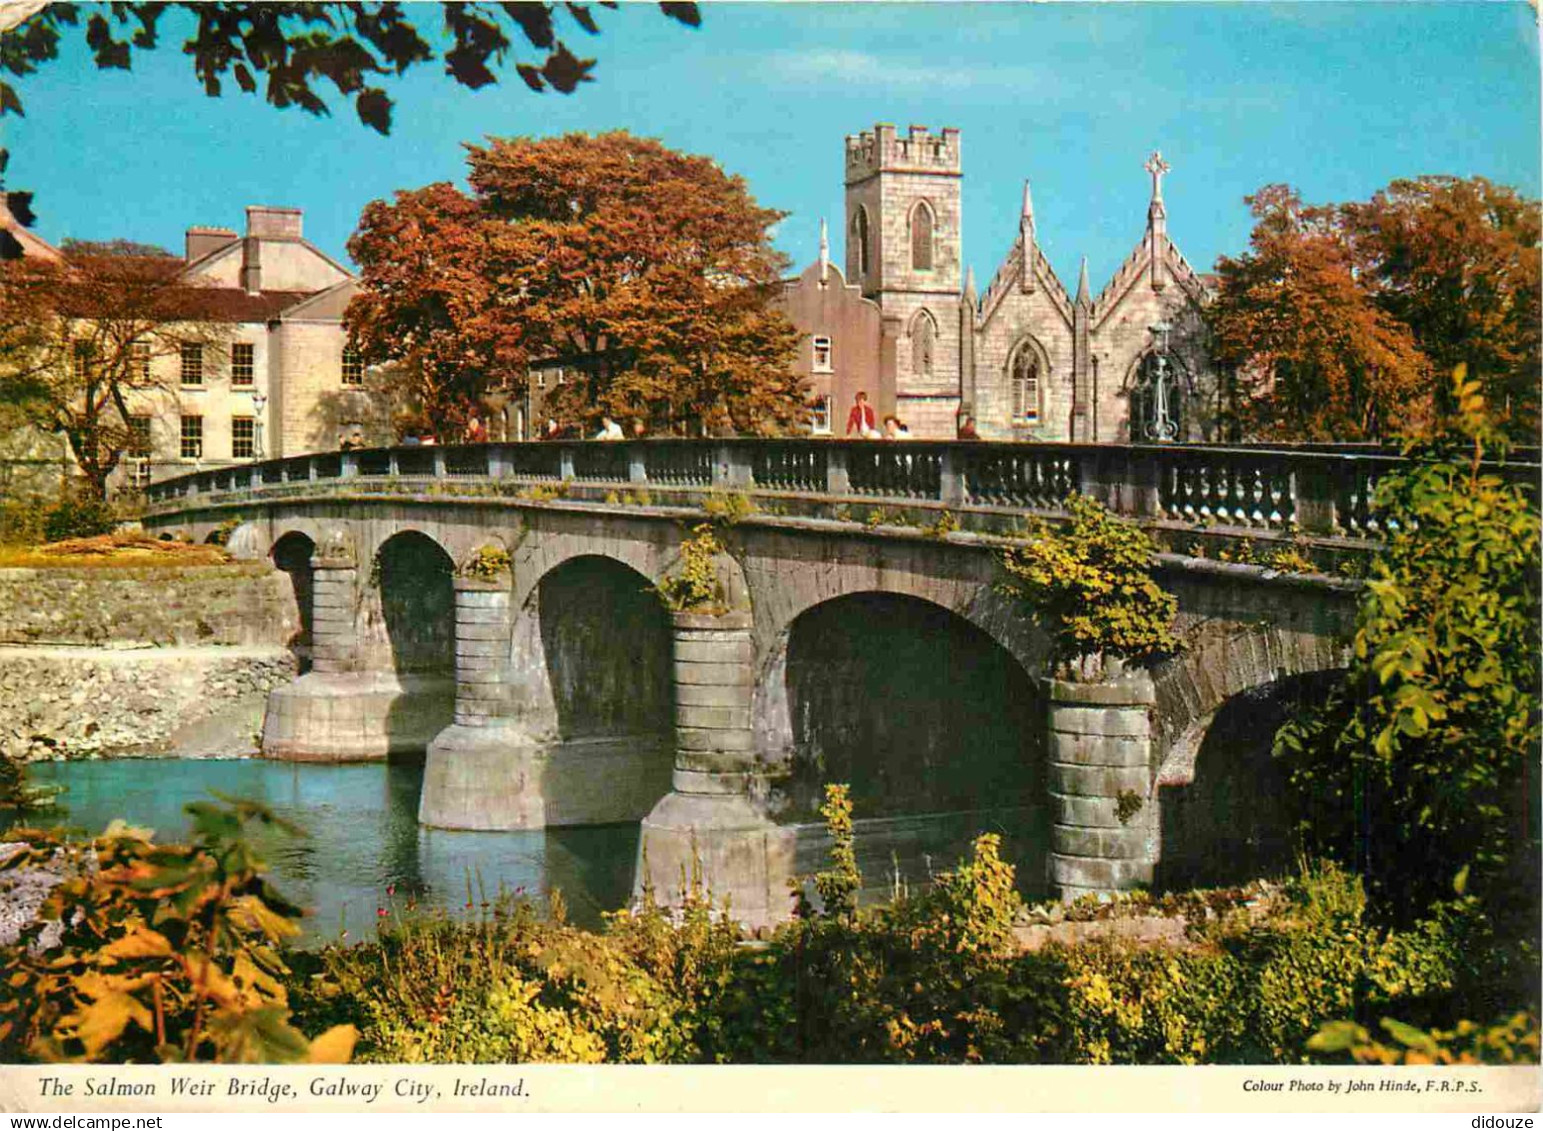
[595,416,625,441]
[464,410,488,444]
[846,390,879,438]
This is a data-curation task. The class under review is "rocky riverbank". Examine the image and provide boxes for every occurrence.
[0,558,304,762]
[0,645,297,761]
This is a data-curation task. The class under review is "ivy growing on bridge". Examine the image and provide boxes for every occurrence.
[656,524,725,613]
[997,494,1180,677]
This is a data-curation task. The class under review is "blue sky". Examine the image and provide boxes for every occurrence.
[5,2,1538,294]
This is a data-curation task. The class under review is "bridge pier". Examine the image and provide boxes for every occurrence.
[1047,671,1159,902]
[635,611,794,928]
[262,542,453,761]
[417,575,550,829]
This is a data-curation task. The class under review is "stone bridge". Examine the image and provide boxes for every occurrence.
[141,438,1529,924]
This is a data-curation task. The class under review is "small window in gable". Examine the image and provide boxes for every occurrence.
[910,312,935,379]
[1010,344,1042,424]
[812,335,833,373]
[911,202,934,271]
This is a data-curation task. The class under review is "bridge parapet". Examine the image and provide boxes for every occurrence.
[144,439,1539,541]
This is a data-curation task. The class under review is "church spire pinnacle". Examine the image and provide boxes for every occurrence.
[1144,150,1170,233]
[818,217,829,283]
[964,264,977,301]
[1019,179,1037,293]
[1144,151,1171,291]
[1075,256,1090,305]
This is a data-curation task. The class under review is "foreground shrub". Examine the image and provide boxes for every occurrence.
[290,806,1516,1066]
[0,800,355,1064]
[297,875,743,1065]
[705,855,1489,1065]
[1309,1012,1540,1065]
[1275,373,1541,926]
[41,493,117,543]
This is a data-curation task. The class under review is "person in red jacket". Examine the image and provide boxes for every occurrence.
[845,390,878,438]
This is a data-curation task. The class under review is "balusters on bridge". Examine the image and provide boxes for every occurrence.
[141,441,1536,554]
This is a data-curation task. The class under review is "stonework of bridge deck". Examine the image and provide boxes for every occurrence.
[140,440,1535,924]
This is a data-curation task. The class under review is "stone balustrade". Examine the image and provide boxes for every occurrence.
[144,439,1539,540]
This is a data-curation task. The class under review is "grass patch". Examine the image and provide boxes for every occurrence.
[0,532,232,570]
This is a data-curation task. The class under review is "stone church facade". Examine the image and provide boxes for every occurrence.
[782,123,1216,442]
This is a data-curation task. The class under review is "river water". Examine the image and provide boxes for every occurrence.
[28,758,639,943]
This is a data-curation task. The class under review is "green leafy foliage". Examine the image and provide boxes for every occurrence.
[295,876,743,1065]
[0,799,355,1064]
[458,544,510,582]
[1309,1012,1539,1065]
[1274,371,1540,924]
[2,4,701,136]
[41,492,115,542]
[655,524,724,612]
[700,490,756,524]
[999,494,1180,672]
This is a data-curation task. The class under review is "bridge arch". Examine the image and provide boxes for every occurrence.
[1155,668,1341,890]
[1148,621,1348,888]
[270,529,316,673]
[753,579,1052,902]
[370,529,456,677]
[527,553,673,741]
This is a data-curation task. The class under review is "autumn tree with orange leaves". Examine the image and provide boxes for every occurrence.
[1208,185,1430,442]
[1209,178,1540,443]
[1343,177,1541,439]
[346,131,805,438]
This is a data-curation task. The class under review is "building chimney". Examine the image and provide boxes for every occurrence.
[185,226,237,263]
[245,206,303,240]
[241,237,263,294]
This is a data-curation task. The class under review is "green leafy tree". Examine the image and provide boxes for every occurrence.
[0,2,700,135]
[1274,370,1541,925]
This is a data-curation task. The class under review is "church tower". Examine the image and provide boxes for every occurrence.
[844,124,964,434]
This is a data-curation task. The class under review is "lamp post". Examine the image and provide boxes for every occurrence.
[1145,321,1178,442]
[250,391,267,460]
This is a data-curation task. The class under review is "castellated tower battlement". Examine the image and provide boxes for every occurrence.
[845,123,962,184]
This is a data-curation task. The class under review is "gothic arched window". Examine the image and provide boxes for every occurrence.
[850,207,870,279]
[1010,342,1043,424]
[910,201,934,271]
[910,310,936,379]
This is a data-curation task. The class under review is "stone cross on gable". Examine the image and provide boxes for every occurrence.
[1144,151,1172,201]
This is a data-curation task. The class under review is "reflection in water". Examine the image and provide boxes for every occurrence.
[28,758,639,944]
